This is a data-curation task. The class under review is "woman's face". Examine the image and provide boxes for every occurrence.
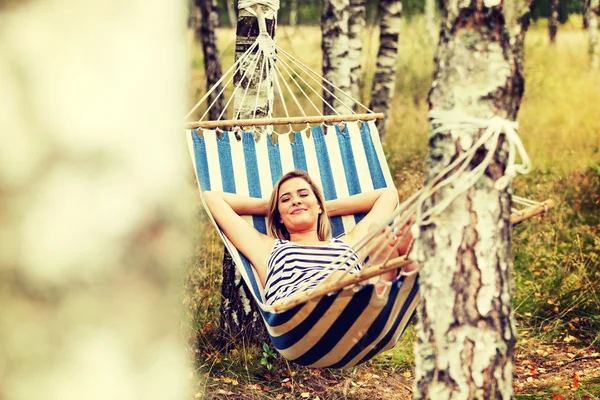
[277,177,322,234]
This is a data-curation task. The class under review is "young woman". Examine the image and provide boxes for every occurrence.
[202,170,413,305]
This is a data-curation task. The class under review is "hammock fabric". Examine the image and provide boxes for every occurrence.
[187,120,419,369]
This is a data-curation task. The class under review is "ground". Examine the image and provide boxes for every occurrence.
[194,340,600,399]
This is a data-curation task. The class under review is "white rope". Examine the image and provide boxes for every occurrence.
[185,40,260,121]
[414,109,532,230]
[268,56,294,132]
[274,53,326,116]
[275,45,375,115]
[238,0,279,18]
[272,58,309,119]
[216,47,263,122]
[251,51,268,121]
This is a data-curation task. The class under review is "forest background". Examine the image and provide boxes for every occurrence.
[185,0,600,398]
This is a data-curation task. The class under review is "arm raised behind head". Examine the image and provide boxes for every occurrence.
[326,187,399,246]
[202,191,274,287]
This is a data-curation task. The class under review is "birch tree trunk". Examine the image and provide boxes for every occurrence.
[412,0,533,399]
[226,0,238,28]
[197,0,225,121]
[425,0,436,42]
[369,0,401,140]
[321,0,354,114]
[348,0,366,106]
[0,1,190,399]
[218,5,276,346]
[290,0,298,28]
[189,0,201,33]
[589,0,599,70]
[549,0,559,44]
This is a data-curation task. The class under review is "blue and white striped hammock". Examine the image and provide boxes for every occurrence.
[187,120,419,369]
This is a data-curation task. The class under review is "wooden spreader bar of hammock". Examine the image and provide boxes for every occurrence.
[272,256,414,313]
[510,199,555,225]
[272,199,556,313]
[186,113,384,130]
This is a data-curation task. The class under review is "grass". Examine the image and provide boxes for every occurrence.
[185,16,600,398]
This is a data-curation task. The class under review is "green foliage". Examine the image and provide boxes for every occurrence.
[260,343,277,371]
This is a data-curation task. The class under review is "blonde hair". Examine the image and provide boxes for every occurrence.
[267,170,332,241]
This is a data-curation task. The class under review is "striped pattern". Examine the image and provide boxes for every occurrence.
[186,121,420,368]
[265,238,361,306]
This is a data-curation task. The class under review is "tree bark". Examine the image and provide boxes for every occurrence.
[584,0,590,29]
[412,0,533,399]
[589,0,599,70]
[218,7,276,347]
[368,0,401,140]
[226,0,237,28]
[189,0,201,32]
[197,0,225,121]
[290,0,298,28]
[425,0,436,42]
[348,0,366,107]
[549,0,559,44]
[321,0,354,114]
[0,0,190,398]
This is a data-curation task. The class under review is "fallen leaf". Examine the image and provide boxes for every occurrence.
[551,394,565,400]
[301,392,310,398]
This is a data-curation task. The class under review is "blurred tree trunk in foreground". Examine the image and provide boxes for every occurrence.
[0,1,191,399]
[321,0,354,113]
[549,0,559,43]
[197,0,225,121]
[219,4,276,347]
[369,0,401,140]
[413,0,533,398]
[589,0,599,70]
[584,0,590,29]
[348,0,366,107]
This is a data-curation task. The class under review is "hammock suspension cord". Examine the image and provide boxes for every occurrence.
[184,14,378,131]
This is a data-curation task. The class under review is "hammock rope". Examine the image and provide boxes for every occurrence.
[184,20,378,130]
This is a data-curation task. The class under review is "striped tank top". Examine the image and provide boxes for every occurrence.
[264,238,362,306]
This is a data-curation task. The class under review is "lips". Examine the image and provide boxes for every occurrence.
[291,208,307,215]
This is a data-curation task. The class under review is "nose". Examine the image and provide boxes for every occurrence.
[292,197,302,206]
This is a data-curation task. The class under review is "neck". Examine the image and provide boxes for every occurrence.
[289,230,323,245]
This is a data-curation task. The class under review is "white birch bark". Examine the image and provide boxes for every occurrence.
[412,0,533,399]
[589,0,599,70]
[321,0,354,114]
[369,0,401,140]
[0,1,190,399]
[219,4,277,346]
[348,0,366,106]
[226,0,238,28]
[425,0,436,42]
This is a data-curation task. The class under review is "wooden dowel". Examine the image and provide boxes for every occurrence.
[185,113,384,130]
[271,256,413,313]
[510,199,555,225]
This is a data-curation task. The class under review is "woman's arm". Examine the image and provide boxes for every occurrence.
[205,191,269,216]
[330,187,399,246]
[202,191,274,286]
